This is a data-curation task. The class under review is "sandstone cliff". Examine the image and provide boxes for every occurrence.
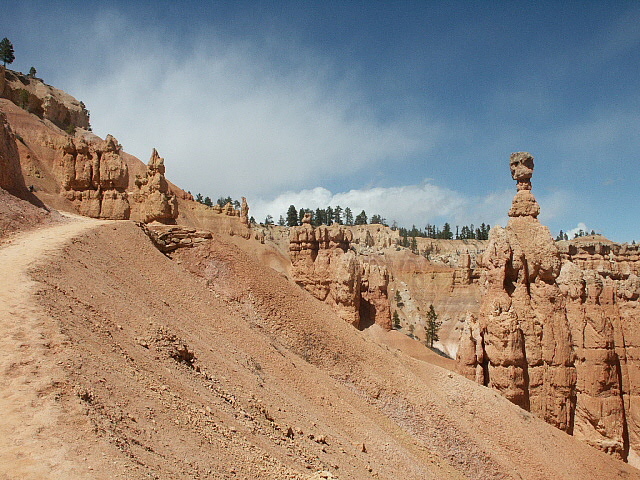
[289,214,391,330]
[0,91,254,234]
[457,152,640,464]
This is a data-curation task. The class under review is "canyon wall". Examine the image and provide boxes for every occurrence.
[289,214,391,330]
[0,90,253,233]
[457,152,640,463]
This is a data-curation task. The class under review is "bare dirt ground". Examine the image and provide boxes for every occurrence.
[0,187,56,241]
[1,215,639,479]
[0,214,123,479]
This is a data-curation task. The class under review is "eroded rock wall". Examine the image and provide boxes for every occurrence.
[55,134,130,219]
[557,238,640,459]
[0,109,27,197]
[289,216,391,330]
[1,66,90,131]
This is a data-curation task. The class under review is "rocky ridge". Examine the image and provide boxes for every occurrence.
[457,152,640,464]
[0,66,89,131]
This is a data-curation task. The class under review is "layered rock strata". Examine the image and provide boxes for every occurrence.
[139,223,212,253]
[55,134,130,219]
[1,66,90,131]
[289,214,391,330]
[457,152,639,462]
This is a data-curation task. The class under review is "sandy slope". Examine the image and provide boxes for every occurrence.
[0,214,123,479]
[1,217,639,479]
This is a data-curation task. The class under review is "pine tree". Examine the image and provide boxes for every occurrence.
[442,222,453,240]
[394,290,403,306]
[371,214,386,225]
[392,311,400,329]
[354,210,368,225]
[298,208,305,224]
[344,207,354,226]
[0,38,15,67]
[286,205,298,226]
[426,304,442,348]
[333,205,343,224]
[278,215,285,226]
[264,214,274,225]
[325,206,334,225]
[204,196,213,207]
[217,196,232,207]
[195,193,203,203]
[28,66,36,77]
[410,236,418,254]
[314,208,326,226]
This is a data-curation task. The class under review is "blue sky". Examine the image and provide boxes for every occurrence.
[3,1,639,241]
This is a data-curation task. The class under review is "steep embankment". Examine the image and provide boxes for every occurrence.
[0,215,121,479]
[1,218,633,479]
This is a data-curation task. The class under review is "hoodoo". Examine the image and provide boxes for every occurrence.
[457,152,640,462]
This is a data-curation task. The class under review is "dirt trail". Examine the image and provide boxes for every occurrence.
[0,215,108,479]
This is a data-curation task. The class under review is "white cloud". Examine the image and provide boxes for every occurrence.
[63,13,436,201]
[566,222,589,239]
[250,182,512,228]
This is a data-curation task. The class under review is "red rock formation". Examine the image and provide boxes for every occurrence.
[0,109,27,197]
[1,66,90,131]
[289,215,391,330]
[139,223,213,253]
[130,148,178,223]
[557,237,640,459]
[56,135,130,219]
[457,152,577,431]
[457,152,640,462]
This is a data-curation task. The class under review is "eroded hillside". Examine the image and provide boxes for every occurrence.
[0,217,632,479]
[1,68,640,478]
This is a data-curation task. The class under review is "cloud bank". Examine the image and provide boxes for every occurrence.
[63,11,435,201]
[250,182,515,229]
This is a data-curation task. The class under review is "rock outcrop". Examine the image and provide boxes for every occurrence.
[139,223,212,253]
[0,109,27,197]
[457,152,640,462]
[1,66,90,131]
[56,134,130,219]
[130,148,178,223]
[289,214,391,330]
[557,236,640,459]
